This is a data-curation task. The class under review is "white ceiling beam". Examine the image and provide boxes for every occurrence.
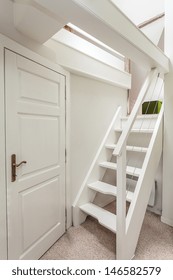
[14,0,169,72]
[71,0,169,72]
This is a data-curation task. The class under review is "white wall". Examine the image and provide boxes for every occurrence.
[112,0,165,25]
[129,17,164,112]
[162,0,173,226]
[0,0,55,60]
[141,18,164,44]
[71,74,127,201]
[129,64,147,112]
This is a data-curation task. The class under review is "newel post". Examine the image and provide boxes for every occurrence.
[116,143,127,259]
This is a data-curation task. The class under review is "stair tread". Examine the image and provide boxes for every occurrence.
[88,181,134,202]
[88,181,117,196]
[80,203,117,233]
[99,162,141,177]
[106,144,148,153]
[121,114,158,120]
[115,128,153,133]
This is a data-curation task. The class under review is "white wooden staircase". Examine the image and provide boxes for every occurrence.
[73,68,164,259]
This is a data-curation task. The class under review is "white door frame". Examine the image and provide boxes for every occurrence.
[0,34,71,259]
[0,43,7,260]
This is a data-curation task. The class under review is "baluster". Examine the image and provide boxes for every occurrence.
[116,143,127,259]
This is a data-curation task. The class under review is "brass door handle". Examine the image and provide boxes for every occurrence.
[13,161,27,168]
[11,154,27,182]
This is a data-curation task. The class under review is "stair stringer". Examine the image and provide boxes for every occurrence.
[123,106,163,260]
[73,106,122,226]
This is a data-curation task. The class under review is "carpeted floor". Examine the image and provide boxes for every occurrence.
[40,204,173,260]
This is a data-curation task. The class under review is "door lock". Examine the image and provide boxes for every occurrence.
[11,154,27,182]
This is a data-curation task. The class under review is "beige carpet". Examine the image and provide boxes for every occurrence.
[40,205,173,260]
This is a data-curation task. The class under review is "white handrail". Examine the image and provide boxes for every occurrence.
[113,68,158,156]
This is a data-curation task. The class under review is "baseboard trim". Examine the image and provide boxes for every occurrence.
[147,206,161,216]
[161,216,173,227]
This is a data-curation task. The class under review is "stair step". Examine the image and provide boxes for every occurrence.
[88,181,134,202]
[120,115,158,129]
[88,181,117,196]
[115,128,153,133]
[121,114,158,120]
[80,203,117,233]
[106,144,148,153]
[99,162,141,177]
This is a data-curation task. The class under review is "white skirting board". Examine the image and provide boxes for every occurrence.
[161,216,173,227]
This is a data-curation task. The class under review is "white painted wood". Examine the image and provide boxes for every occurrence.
[125,105,164,259]
[106,144,148,153]
[73,106,122,226]
[126,191,134,203]
[121,115,158,130]
[45,39,131,89]
[99,161,120,170]
[15,0,169,72]
[115,128,153,134]
[0,36,64,259]
[13,1,66,43]
[80,203,117,233]
[73,0,169,72]
[5,50,66,259]
[88,181,134,202]
[0,44,7,260]
[0,0,56,61]
[65,72,72,229]
[52,29,125,71]
[88,181,117,196]
[113,69,158,156]
[116,145,126,259]
[0,33,71,247]
[0,33,66,76]
[125,145,148,153]
[99,162,141,177]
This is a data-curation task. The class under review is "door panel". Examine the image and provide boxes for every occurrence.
[20,177,60,251]
[19,116,59,174]
[5,49,65,259]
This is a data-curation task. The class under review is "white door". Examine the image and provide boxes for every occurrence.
[5,49,66,260]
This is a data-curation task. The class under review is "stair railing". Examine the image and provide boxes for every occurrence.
[114,68,159,259]
[113,68,158,157]
[125,104,164,259]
